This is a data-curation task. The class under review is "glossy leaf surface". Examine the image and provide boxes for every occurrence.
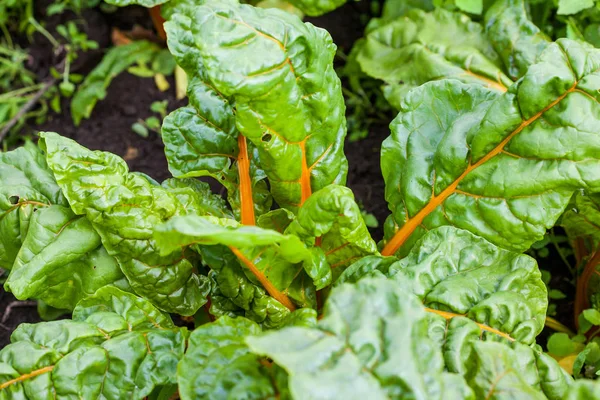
[0,287,185,399]
[381,40,600,256]
[40,132,214,315]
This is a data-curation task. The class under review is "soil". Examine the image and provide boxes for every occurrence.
[0,0,574,350]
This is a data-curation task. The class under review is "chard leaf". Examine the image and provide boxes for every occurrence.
[154,215,319,309]
[285,185,378,279]
[166,0,348,211]
[247,277,475,400]
[104,0,167,5]
[71,41,161,126]
[340,226,547,343]
[287,0,345,16]
[381,39,600,257]
[562,191,600,249]
[40,132,215,315]
[177,316,277,400]
[566,380,600,399]
[0,287,186,399]
[485,0,550,80]
[0,142,66,269]
[4,205,123,310]
[357,8,512,109]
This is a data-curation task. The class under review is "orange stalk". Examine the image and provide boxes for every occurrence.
[381,83,576,256]
[149,6,166,41]
[575,248,600,328]
[425,307,514,341]
[0,366,54,390]
[299,140,311,204]
[238,135,256,226]
[229,246,296,311]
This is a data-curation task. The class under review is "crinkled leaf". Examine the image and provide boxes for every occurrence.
[0,288,185,399]
[154,215,318,308]
[485,0,550,80]
[381,40,600,256]
[247,277,475,400]
[285,185,378,280]
[357,8,512,109]
[167,0,348,211]
[5,205,123,310]
[0,142,66,269]
[562,191,600,249]
[566,380,600,399]
[71,41,161,126]
[177,316,277,400]
[340,226,547,343]
[104,0,167,6]
[40,132,212,315]
[557,0,595,16]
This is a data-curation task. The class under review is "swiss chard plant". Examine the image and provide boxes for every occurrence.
[2,0,600,398]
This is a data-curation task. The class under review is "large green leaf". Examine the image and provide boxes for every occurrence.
[177,316,277,400]
[0,142,66,269]
[248,277,474,399]
[4,205,123,310]
[339,226,547,344]
[485,0,550,80]
[165,0,348,211]
[565,380,600,399]
[380,39,600,257]
[285,185,378,280]
[154,215,319,309]
[104,0,168,6]
[357,8,512,109]
[71,41,161,126]
[40,132,216,315]
[0,287,186,399]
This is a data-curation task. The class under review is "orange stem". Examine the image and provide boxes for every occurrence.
[575,248,600,328]
[229,246,296,311]
[380,83,576,256]
[149,6,166,41]
[425,307,514,341]
[238,135,256,226]
[0,366,54,390]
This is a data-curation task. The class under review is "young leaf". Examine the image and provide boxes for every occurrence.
[166,0,348,211]
[285,185,378,278]
[380,40,600,257]
[357,8,512,109]
[177,316,277,400]
[340,226,547,343]
[39,132,220,315]
[485,0,550,80]
[288,0,345,16]
[247,277,475,400]
[0,287,186,399]
[71,41,161,126]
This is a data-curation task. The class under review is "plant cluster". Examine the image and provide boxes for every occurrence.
[2,0,600,399]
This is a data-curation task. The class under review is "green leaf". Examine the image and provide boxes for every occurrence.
[71,41,160,126]
[380,40,600,257]
[247,277,475,400]
[132,122,149,138]
[557,0,594,15]
[40,132,213,315]
[566,380,600,399]
[0,288,186,399]
[0,142,67,269]
[562,191,600,248]
[177,316,277,400]
[165,0,348,211]
[485,0,550,80]
[548,333,578,357]
[285,185,378,280]
[103,0,168,6]
[584,309,600,325]
[357,8,512,109]
[455,0,482,14]
[286,0,346,16]
[4,205,123,310]
[340,226,547,343]
[153,215,318,308]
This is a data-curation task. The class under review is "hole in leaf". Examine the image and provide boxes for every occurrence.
[9,195,19,205]
[262,133,272,142]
